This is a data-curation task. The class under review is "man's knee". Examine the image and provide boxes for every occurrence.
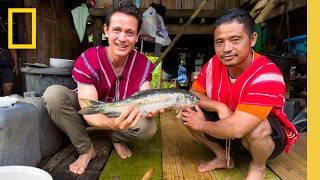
[136,118,157,141]
[43,85,69,107]
[43,85,74,119]
[111,118,157,143]
[241,121,274,152]
[2,82,14,95]
[245,120,272,142]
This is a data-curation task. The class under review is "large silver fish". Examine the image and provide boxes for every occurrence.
[78,88,199,117]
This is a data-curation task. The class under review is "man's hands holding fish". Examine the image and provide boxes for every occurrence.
[146,109,166,119]
[181,105,206,131]
[111,106,165,130]
[111,105,142,130]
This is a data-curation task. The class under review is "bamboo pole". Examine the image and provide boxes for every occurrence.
[154,0,208,68]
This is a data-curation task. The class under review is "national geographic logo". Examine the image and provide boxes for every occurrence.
[8,8,36,49]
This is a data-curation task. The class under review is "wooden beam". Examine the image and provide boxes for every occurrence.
[255,0,282,24]
[89,0,305,19]
[167,24,214,35]
[163,9,224,18]
[263,0,306,22]
[89,8,224,18]
[89,8,108,16]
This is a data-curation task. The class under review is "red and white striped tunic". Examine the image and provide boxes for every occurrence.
[192,53,299,152]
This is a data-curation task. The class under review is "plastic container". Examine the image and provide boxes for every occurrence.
[0,97,63,166]
[283,34,307,56]
[0,102,41,166]
[0,166,52,180]
[21,97,63,161]
[21,67,76,96]
[49,58,74,68]
[0,96,17,107]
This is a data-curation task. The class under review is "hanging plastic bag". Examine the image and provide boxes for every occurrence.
[140,7,171,46]
[140,7,157,38]
[155,14,171,46]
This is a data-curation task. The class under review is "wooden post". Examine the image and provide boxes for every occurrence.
[93,17,103,46]
[154,0,208,68]
[140,39,144,53]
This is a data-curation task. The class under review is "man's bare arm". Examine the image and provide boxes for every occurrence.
[201,110,262,139]
[189,88,232,119]
[77,83,117,129]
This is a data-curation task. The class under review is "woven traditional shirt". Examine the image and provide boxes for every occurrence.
[192,52,299,152]
[73,46,154,102]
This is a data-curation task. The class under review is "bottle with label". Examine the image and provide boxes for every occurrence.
[177,58,187,87]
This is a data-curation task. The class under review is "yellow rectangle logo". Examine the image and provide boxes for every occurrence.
[8,8,36,49]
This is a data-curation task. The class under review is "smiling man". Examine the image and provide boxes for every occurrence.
[181,8,299,180]
[43,1,157,175]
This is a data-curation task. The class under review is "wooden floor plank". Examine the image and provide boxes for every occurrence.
[267,132,307,180]
[161,111,280,180]
[40,132,113,180]
[161,111,215,179]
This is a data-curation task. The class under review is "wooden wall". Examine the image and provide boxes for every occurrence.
[95,0,241,10]
[158,0,240,9]
[21,0,81,64]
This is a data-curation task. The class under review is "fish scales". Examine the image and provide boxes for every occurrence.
[79,88,199,117]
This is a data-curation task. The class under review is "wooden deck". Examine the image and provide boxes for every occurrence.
[39,130,113,180]
[40,112,306,180]
[268,133,307,180]
[160,112,279,180]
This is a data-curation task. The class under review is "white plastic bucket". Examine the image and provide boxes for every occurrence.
[0,166,52,180]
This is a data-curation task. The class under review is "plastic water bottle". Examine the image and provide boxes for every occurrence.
[135,0,141,8]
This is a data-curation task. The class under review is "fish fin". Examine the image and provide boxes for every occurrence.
[131,89,156,97]
[141,111,149,118]
[176,109,183,119]
[132,90,144,96]
[174,107,182,114]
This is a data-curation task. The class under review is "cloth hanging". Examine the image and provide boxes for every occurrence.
[71,3,89,43]
[254,23,269,53]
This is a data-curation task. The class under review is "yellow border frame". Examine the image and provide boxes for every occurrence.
[308,1,319,180]
[8,8,36,49]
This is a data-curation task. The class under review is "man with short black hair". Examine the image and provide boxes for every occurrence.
[181,8,299,180]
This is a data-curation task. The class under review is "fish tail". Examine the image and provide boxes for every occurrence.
[78,99,106,115]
